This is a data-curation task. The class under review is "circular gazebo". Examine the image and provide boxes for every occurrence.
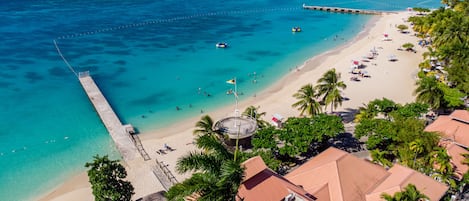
[214,116,257,148]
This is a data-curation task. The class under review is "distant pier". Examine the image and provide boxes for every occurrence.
[302,4,392,15]
[78,71,149,161]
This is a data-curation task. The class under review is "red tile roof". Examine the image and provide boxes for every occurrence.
[240,148,449,201]
[425,110,469,147]
[237,156,315,201]
[366,164,448,201]
[285,148,389,201]
[443,142,469,180]
[450,110,469,123]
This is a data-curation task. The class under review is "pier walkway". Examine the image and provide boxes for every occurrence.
[78,71,142,161]
[302,4,392,15]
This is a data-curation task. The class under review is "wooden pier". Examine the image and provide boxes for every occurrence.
[78,71,149,161]
[302,4,392,15]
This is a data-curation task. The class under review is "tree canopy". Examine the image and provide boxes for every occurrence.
[85,155,134,201]
[166,134,244,201]
[292,84,321,116]
[381,183,428,201]
[354,98,458,190]
[408,4,469,98]
[315,68,347,113]
[397,24,409,32]
[252,114,344,159]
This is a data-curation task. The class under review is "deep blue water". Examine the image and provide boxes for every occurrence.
[0,0,441,200]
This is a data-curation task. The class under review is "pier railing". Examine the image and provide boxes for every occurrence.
[130,134,151,161]
[152,158,179,191]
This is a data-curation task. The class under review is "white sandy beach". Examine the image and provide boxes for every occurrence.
[39,11,425,201]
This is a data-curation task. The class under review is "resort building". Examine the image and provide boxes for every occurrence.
[238,147,448,201]
[425,110,469,147]
[441,142,469,180]
[237,156,316,201]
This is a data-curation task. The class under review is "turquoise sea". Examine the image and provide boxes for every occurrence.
[0,0,441,200]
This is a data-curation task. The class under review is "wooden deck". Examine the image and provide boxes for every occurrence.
[302,4,392,15]
[78,71,140,161]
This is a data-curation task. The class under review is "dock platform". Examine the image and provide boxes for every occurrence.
[78,71,140,161]
[302,4,392,15]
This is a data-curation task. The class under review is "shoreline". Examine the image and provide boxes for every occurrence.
[137,15,381,142]
[38,10,425,201]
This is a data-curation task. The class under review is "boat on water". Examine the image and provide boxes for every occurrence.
[292,27,302,32]
[216,42,228,48]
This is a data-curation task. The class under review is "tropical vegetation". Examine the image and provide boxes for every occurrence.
[381,184,428,201]
[252,114,344,160]
[242,105,269,129]
[397,24,409,33]
[292,83,321,116]
[315,68,347,113]
[166,125,244,201]
[85,155,134,201]
[408,2,468,111]
[353,98,463,196]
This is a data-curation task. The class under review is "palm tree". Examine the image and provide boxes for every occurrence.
[409,139,425,169]
[370,149,393,168]
[292,84,321,116]
[430,147,457,188]
[193,115,216,136]
[166,134,244,201]
[414,76,444,110]
[381,184,429,201]
[462,152,469,165]
[315,68,347,113]
[243,106,268,129]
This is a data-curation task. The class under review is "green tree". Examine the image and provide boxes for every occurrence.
[413,7,431,14]
[414,76,445,110]
[430,147,457,188]
[402,43,414,51]
[242,149,282,172]
[355,99,440,170]
[193,115,217,137]
[278,115,343,158]
[397,24,409,33]
[391,102,429,119]
[166,134,244,201]
[381,184,428,201]
[354,98,398,123]
[408,7,468,95]
[278,117,316,157]
[315,68,347,113]
[251,125,278,150]
[439,82,465,108]
[370,149,393,168]
[292,84,321,116]
[243,106,268,128]
[408,139,425,169]
[85,155,134,201]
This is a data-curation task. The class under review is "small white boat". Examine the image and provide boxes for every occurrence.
[216,42,228,48]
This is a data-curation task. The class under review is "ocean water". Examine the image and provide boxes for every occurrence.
[0,0,441,200]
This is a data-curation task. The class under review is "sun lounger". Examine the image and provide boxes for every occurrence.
[159,149,167,154]
[350,76,360,82]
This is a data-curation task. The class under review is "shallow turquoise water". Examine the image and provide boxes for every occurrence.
[0,0,441,200]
